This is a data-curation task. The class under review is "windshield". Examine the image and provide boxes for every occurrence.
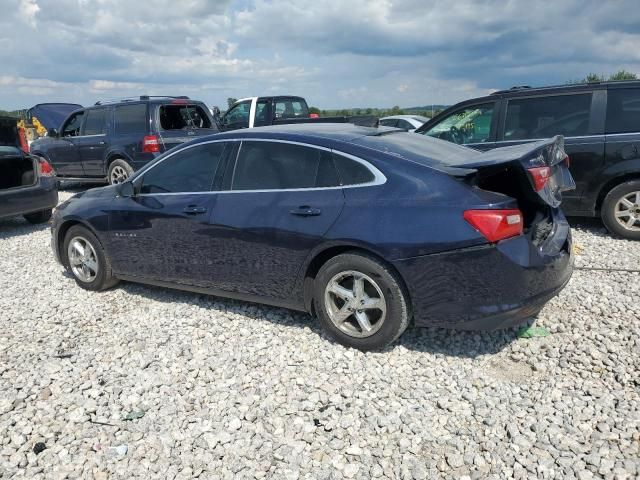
[430,109,485,132]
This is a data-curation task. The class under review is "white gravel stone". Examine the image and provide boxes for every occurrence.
[0,187,638,479]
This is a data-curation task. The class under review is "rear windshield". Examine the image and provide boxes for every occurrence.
[353,131,479,167]
[159,104,212,130]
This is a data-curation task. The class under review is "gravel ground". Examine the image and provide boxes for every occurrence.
[0,188,638,480]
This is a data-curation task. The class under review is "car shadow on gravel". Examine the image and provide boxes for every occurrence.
[567,216,610,236]
[0,217,50,240]
[114,280,530,358]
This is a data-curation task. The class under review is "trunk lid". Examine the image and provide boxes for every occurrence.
[450,135,575,208]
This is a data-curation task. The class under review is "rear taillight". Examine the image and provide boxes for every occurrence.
[464,209,523,243]
[142,135,160,153]
[528,166,551,191]
[18,127,29,153]
[37,157,55,177]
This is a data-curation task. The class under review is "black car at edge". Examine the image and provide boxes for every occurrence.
[30,96,217,186]
[416,80,640,239]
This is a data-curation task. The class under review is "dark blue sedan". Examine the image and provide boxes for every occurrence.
[51,124,574,350]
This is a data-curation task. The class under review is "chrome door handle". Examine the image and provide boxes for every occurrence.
[183,205,207,215]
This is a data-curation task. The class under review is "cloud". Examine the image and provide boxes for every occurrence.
[0,0,638,109]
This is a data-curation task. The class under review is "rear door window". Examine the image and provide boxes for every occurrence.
[606,88,640,134]
[83,108,108,135]
[253,100,270,127]
[379,119,398,127]
[274,99,309,119]
[332,153,375,185]
[159,104,212,130]
[503,93,592,140]
[141,142,227,194]
[114,104,147,135]
[421,103,495,144]
[232,141,339,190]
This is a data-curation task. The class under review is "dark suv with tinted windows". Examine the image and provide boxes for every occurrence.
[416,81,640,239]
[30,96,217,185]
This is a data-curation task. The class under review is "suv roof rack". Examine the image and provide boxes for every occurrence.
[490,85,532,95]
[94,95,190,106]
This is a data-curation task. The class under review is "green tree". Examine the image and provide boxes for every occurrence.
[227,97,238,108]
[309,106,321,115]
[609,70,637,81]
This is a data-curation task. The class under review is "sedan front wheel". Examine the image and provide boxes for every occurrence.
[63,225,119,291]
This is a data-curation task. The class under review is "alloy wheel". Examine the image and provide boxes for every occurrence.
[324,270,387,338]
[110,165,128,185]
[67,236,99,283]
[614,191,640,232]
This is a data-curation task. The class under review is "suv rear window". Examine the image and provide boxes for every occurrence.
[503,93,592,140]
[114,104,147,135]
[159,104,212,130]
[606,88,640,134]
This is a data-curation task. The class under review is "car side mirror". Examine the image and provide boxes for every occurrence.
[116,181,135,198]
[47,128,58,137]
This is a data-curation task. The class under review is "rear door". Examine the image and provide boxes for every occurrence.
[156,102,218,151]
[209,140,344,299]
[77,107,109,176]
[495,91,602,214]
[418,101,499,151]
[108,141,230,283]
[48,110,85,176]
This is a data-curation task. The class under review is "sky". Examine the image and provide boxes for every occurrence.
[0,0,639,110]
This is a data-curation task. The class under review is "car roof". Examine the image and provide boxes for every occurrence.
[381,115,425,120]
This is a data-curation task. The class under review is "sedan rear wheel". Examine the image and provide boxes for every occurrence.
[314,252,410,351]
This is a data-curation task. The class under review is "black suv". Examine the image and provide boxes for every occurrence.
[31,96,217,185]
[416,81,640,239]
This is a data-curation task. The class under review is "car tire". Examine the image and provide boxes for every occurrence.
[63,225,119,291]
[601,180,640,240]
[23,209,52,224]
[108,159,134,185]
[313,252,410,351]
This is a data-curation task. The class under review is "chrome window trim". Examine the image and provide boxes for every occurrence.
[134,138,386,197]
[495,133,606,143]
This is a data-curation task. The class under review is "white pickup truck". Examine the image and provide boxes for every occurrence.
[215,96,378,131]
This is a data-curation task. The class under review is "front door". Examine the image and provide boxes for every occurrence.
[49,110,85,176]
[208,140,345,299]
[417,102,498,151]
[495,91,600,214]
[107,141,230,284]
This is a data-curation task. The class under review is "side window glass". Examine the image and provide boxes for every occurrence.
[253,101,270,127]
[398,120,413,129]
[504,93,592,140]
[224,101,251,128]
[62,112,85,137]
[422,103,494,144]
[114,104,147,135]
[275,100,309,119]
[83,108,107,135]
[380,119,397,127]
[232,142,339,190]
[606,88,640,134]
[140,143,226,194]
[332,153,375,185]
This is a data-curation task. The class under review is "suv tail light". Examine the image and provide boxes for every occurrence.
[142,135,160,153]
[464,209,523,243]
[18,127,29,153]
[37,157,55,177]
[528,166,551,191]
